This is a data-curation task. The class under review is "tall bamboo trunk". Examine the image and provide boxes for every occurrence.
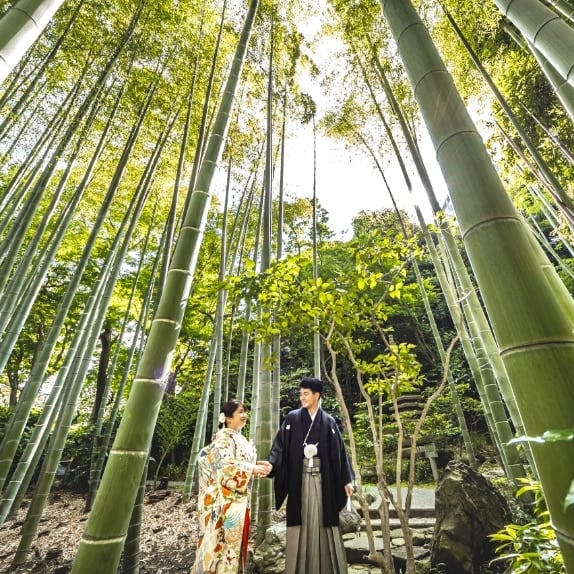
[380,0,574,567]
[71,3,260,570]
[0,0,67,84]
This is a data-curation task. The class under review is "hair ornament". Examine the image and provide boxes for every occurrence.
[218,412,226,424]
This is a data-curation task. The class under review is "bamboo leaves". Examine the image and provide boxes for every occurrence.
[379,0,574,567]
[71,2,260,571]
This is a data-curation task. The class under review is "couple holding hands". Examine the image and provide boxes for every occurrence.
[191,377,354,574]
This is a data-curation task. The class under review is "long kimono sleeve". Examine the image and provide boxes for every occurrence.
[331,421,354,516]
[337,428,353,486]
[268,419,289,510]
[212,433,256,498]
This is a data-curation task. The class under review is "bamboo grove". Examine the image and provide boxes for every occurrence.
[0,0,573,572]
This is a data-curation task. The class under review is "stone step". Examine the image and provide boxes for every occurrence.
[368,517,436,529]
[359,506,435,520]
[354,486,436,525]
[344,531,432,570]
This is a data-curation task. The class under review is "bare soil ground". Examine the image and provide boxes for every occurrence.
[0,489,197,573]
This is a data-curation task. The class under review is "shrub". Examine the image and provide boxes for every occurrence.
[489,479,564,573]
[58,423,95,492]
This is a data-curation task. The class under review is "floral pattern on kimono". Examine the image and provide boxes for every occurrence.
[191,428,257,574]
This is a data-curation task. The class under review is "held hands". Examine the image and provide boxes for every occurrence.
[253,460,272,478]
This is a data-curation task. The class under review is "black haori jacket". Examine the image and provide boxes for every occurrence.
[268,407,353,527]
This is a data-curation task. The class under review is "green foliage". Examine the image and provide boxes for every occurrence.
[349,407,377,473]
[351,404,437,485]
[427,0,504,100]
[160,462,188,482]
[227,225,421,344]
[0,404,12,434]
[151,391,198,483]
[490,479,565,573]
[59,422,96,492]
[0,406,43,478]
[422,381,486,444]
[362,341,423,398]
[413,455,434,483]
[352,208,421,241]
[510,428,574,513]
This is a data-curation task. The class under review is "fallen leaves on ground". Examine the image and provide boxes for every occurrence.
[0,489,198,573]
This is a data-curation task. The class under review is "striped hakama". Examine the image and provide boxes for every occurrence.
[284,457,348,574]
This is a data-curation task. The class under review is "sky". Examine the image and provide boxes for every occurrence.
[281,113,448,240]
[275,5,450,240]
[219,1,492,241]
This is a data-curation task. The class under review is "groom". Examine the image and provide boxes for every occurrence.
[267,377,354,573]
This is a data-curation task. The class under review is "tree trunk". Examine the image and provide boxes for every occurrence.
[91,327,112,424]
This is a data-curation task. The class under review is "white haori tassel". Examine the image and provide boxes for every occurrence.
[304,443,318,467]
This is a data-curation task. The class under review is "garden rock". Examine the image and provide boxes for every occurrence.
[339,507,362,534]
[430,460,511,573]
[252,522,286,574]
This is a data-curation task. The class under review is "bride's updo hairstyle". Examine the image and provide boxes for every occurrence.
[218,399,245,429]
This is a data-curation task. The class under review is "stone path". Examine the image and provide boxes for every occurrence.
[250,484,437,573]
[380,485,435,512]
[344,486,436,570]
